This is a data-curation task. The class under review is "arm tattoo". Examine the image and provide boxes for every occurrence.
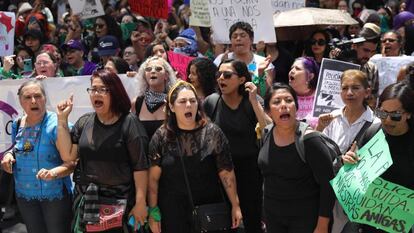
[221,176,234,189]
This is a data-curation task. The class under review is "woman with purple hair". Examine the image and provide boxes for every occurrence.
[288,57,320,128]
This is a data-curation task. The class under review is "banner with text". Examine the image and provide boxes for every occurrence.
[0,11,15,56]
[0,75,138,158]
[369,56,414,95]
[190,0,211,27]
[208,0,276,43]
[271,0,305,14]
[129,0,169,19]
[312,58,360,117]
[331,130,394,229]
[68,0,105,19]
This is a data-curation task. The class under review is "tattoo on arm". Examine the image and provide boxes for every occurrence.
[221,176,234,189]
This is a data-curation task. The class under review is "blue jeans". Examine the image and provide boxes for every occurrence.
[16,192,72,233]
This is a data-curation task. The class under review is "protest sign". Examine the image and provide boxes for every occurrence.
[0,75,138,158]
[208,0,276,43]
[331,129,392,221]
[68,0,104,19]
[167,51,195,81]
[271,0,305,14]
[0,12,15,56]
[129,0,169,19]
[370,56,414,95]
[312,58,360,117]
[189,0,211,27]
[352,177,414,233]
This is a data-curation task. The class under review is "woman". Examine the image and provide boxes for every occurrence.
[56,70,149,232]
[258,82,335,233]
[0,46,34,79]
[104,56,131,74]
[316,70,381,233]
[0,80,73,233]
[378,30,404,57]
[304,30,331,64]
[343,82,414,233]
[33,51,61,79]
[186,57,217,100]
[144,42,169,61]
[132,56,177,139]
[203,59,270,233]
[123,46,140,71]
[147,80,242,233]
[288,57,320,128]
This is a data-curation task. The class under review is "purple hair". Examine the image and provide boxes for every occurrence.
[295,57,320,90]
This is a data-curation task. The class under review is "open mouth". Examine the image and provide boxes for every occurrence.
[280,113,291,120]
[289,76,295,82]
[30,107,39,111]
[94,100,104,108]
[184,112,193,118]
[219,83,227,89]
[150,76,158,80]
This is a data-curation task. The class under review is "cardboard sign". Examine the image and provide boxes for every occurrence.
[189,0,211,27]
[312,58,360,117]
[129,0,169,19]
[0,12,15,56]
[208,0,276,43]
[68,0,105,19]
[167,51,195,81]
[271,0,305,14]
[0,75,138,157]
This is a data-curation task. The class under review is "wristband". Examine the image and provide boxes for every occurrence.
[148,206,161,222]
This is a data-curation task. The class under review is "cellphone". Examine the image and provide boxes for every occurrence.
[23,59,33,74]
[128,216,140,230]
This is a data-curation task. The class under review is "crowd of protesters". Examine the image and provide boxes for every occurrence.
[1,0,414,233]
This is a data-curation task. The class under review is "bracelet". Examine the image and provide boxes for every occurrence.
[148,206,161,222]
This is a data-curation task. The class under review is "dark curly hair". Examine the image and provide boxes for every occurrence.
[186,58,218,97]
[229,21,254,41]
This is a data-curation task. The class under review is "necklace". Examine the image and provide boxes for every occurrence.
[17,114,46,154]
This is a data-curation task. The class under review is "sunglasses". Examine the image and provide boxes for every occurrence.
[95,24,105,29]
[375,109,405,121]
[216,71,238,79]
[145,66,164,72]
[310,39,326,46]
[381,38,398,43]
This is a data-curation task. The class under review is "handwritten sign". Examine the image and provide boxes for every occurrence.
[369,56,414,95]
[167,51,195,81]
[129,0,168,19]
[0,12,15,56]
[312,58,360,117]
[271,0,305,14]
[68,0,105,19]
[331,129,393,223]
[0,75,138,157]
[353,178,414,233]
[189,0,211,27]
[208,0,276,43]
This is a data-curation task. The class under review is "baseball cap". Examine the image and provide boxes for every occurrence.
[98,35,120,56]
[175,28,197,45]
[62,39,85,52]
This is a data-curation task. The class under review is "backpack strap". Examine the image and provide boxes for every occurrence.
[204,93,221,121]
[295,121,312,163]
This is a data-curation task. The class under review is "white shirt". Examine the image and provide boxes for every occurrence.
[323,107,381,153]
[213,52,274,77]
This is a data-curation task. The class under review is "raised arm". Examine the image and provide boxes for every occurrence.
[56,94,78,162]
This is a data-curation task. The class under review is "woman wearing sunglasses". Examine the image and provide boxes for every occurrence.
[132,56,177,139]
[203,59,270,233]
[148,81,242,233]
[304,29,331,64]
[1,80,74,233]
[57,70,149,232]
[342,82,414,233]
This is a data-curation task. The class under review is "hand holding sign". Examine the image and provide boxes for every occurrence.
[342,141,359,164]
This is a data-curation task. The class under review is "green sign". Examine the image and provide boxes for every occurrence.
[353,178,414,233]
[331,130,393,220]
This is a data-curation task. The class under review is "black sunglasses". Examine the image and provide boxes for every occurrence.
[381,38,398,43]
[310,39,326,46]
[216,71,238,79]
[375,109,405,121]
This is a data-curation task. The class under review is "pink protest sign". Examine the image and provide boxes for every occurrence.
[129,0,168,19]
[167,51,195,81]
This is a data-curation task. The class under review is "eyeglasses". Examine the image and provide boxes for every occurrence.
[35,61,51,66]
[123,51,135,56]
[86,87,110,95]
[381,38,398,43]
[375,109,405,121]
[310,39,326,46]
[95,23,105,29]
[216,71,238,79]
[144,66,164,72]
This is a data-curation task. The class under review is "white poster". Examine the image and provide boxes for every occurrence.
[189,0,211,27]
[369,56,414,95]
[271,0,305,14]
[0,75,138,157]
[0,12,15,56]
[68,0,105,19]
[208,0,276,44]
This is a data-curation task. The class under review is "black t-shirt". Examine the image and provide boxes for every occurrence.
[258,132,335,217]
[71,112,149,186]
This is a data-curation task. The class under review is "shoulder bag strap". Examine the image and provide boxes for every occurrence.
[177,137,196,210]
[346,120,372,152]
